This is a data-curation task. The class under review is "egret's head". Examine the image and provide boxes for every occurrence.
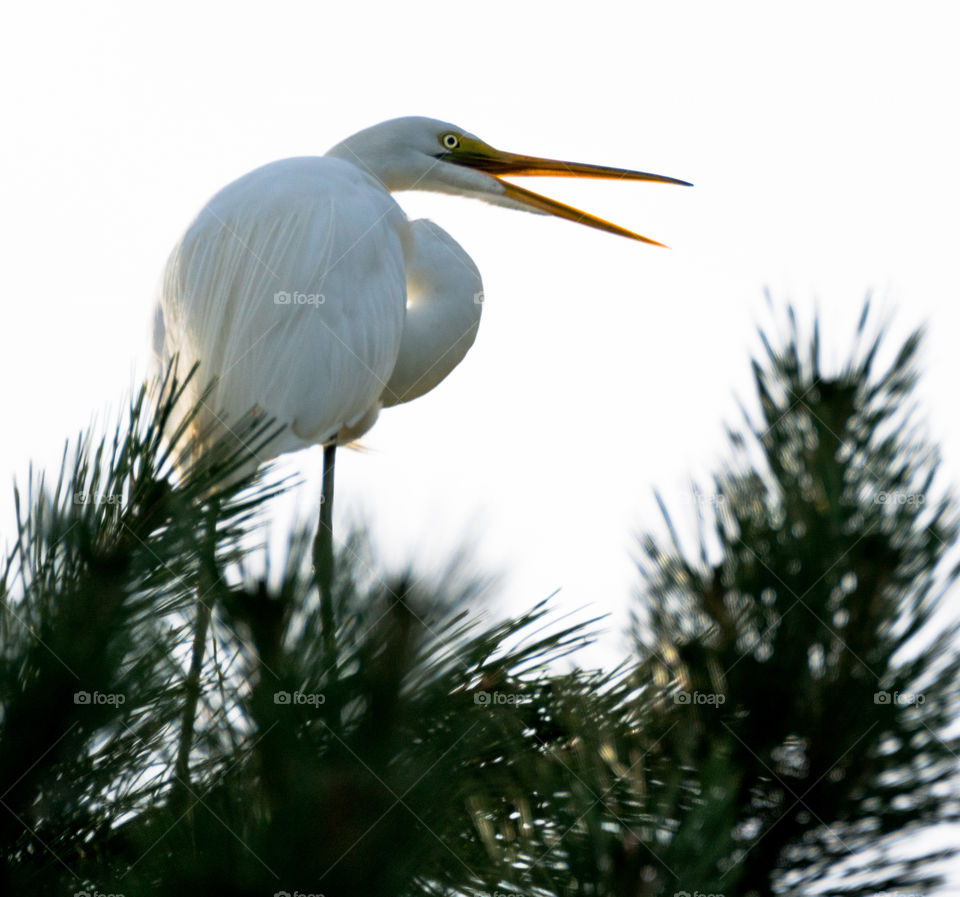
[326,116,690,246]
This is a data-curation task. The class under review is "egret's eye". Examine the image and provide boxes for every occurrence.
[441,133,460,150]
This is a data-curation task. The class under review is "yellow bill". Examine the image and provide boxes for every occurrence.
[446,137,691,247]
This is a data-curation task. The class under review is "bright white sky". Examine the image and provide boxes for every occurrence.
[2,0,960,888]
[3,2,960,625]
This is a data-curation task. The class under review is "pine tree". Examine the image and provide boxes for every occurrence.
[629,306,960,896]
[0,306,956,896]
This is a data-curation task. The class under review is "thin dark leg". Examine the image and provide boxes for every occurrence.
[314,443,337,661]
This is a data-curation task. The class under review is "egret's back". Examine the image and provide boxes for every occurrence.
[154,157,410,467]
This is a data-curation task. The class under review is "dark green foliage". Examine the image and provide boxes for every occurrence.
[0,306,956,896]
[0,367,285,894]
[630,306,960,896]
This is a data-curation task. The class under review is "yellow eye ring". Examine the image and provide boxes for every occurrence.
[441,133,460,150]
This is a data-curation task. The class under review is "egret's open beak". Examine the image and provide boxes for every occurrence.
[446,140,691,247]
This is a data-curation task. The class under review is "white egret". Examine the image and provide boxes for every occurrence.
[153,115,688,666]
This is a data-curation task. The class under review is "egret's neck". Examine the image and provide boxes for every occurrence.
[381,220,483,407]
[325,133,423,191]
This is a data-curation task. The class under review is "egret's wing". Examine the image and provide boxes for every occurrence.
[381,219,482,408]
[157,157,409,463]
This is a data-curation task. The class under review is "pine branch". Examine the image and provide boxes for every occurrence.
[631,303,960,896]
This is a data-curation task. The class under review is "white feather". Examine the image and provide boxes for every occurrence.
[155,156,409,462]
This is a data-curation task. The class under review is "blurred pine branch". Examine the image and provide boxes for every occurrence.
[630,305,960,896]
[0,304,956,897]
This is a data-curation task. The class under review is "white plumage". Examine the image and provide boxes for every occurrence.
[153,116,687,469]
[154,154,480,464]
